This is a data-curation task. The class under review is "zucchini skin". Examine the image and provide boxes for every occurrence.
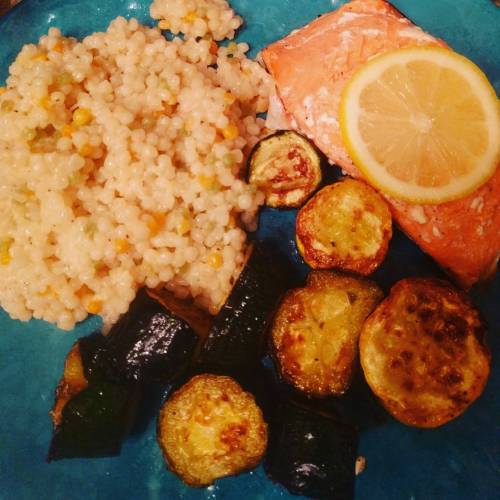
[265,399,358,500]
[197,242,291,373]
[90,288,199,383]
[48,333,141,461]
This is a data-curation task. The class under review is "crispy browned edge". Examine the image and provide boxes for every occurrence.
[50,342,88,427]
[157,374,268,488]
[270,270,383,398]
[295,178,392,275]
[359,277,491,428]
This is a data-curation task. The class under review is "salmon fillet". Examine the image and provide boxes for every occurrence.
[262,0,500,287]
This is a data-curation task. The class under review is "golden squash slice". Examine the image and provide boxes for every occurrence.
[360,278,491,428]
[296,178,392,274]
[157,374,268,487]
[271,271,383,397]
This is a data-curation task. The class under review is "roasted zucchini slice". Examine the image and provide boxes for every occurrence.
[360,278,491,428]
[248,131,322,208]
[157,374,268,487]
[296,178,392,274]
[198,243,290,373]
[271,271,383,397]
[265,398,358,499]
[90,288,199,383]
[48,333,141,461]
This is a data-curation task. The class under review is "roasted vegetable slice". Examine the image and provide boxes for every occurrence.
[147,288,213,339]
[90,288,199,383]
[198,243,290,372]
[360,278,491,428]
[271,271,383,397]
[48,333,140,461]
[296,178,392,274]
[248,131,322,208]
[265,399,358,499]
[157,374,268,487]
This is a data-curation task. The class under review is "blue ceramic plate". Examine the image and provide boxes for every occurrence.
[1,1,499,499]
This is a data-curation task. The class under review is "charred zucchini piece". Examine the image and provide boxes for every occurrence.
[248,131,322,208]
[296,178,392,274]
[271,271,383,397]
[90,288,199,383]
[360,278,491,428]
[48,333,140,461]
[147,288,213,339]
[265,399,358,499]
[198,243,289,372]
[157,374,268,487]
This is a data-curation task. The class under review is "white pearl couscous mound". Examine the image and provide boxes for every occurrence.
[0,16,271,330]
[150,0,243,41]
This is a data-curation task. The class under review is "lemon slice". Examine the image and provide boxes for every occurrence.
[340,47,500,204]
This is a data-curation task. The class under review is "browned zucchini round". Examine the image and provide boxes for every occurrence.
[296,178,392,274]
[157,374,268,487]
[360,277,491,428]
[271,271,383,397]
[248,131,322,208]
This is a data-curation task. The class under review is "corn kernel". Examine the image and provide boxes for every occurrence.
[32,53,48,62]
[158,20,170,30]
[183,11,197,23]
[39,95,51,109]
[0,253,11,265]
[184,118,194,134]
[22,188,34,199]
[78,143,93,157]
[86,299,102,314]
[224,92,236,105]
[147,219,160,236]
[227,42,238,53]
[1,100,14,112]
[207,252,223,269]
[72,107,93,126]
[0,240,11,265]
[176,217,191,236]
[147,212,165,236]
[115,238,130,253]
[198,174,215,189]
[61,124,74,137]
[53,42,64,53]
[0,87,6,95]
[167,94,177,106]
[222,123,239,140]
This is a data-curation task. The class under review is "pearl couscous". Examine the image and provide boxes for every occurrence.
[150,0,243,41]
[0,11,271,330]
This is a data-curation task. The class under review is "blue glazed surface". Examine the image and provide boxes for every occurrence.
[0,1,499,499]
